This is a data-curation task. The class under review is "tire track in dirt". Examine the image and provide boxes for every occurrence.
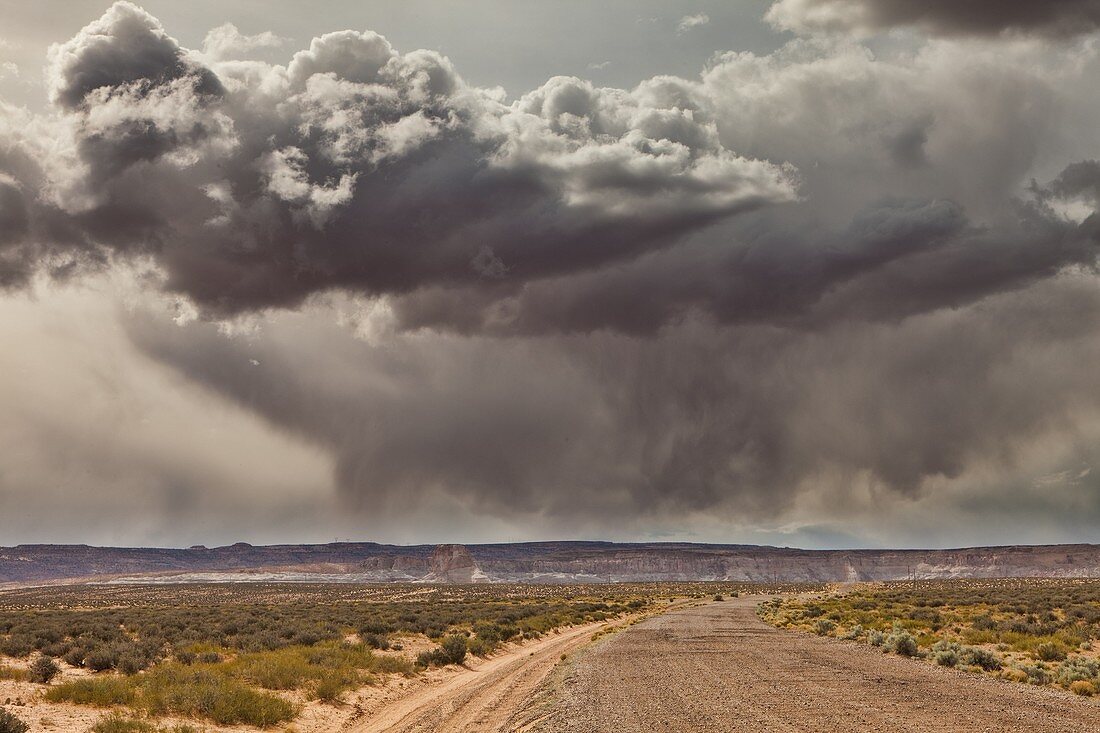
[340,617,627,733]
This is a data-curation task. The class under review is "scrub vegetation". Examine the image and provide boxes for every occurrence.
[0,581,807,728]
[760,578,1100,696]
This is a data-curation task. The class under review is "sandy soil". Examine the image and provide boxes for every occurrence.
[336,617,636,733]
[0,616,633,733]
[533,596,1100,733]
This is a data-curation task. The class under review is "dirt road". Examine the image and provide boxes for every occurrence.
[536,597,1100,733]
[341,619,623,733]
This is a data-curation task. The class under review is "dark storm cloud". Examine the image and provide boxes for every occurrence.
[766,0,1100,37]
[1046,160,1100,203]
[1,2,794,319]
[3,3,1096,337]
[3,2,1100,542]
[125,273,1100,528]
[392,194,1099,335]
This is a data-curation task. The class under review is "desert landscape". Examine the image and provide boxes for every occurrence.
[1,573,1099,732]
[5,0,1100,730]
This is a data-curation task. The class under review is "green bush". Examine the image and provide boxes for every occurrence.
[0,709,29,733]
[960,647,1002,671]
[884,626,919,657]
[416,634,468,668]
[1036,641,1067,662]
[813,619,836,636]
[930,640,960,667]
[440,635,467,665]
[314,671,354,702]
[466,637,491,657]
[1057,657,1100,685]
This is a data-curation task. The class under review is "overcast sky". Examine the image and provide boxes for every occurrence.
[1,1,1099,549]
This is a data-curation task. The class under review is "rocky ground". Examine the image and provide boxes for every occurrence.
[533,596,1100,733]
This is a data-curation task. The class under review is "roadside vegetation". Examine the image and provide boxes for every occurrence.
[0,582,759,728]
[0,580,826,728]
[760,578,1100,697]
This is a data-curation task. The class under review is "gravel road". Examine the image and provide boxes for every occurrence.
[535,597,1099,733]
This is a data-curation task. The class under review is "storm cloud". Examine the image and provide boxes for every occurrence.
[2,2,1100,545]
[1,1,795,320]
[766,0,1100,37]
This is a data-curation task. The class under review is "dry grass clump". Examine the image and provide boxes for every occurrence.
[46,665,295,726]
[91,714,203,733]
[46,645,411,725]
[0,666,27,682]
[1069,680,1095,696]
[229,642,413,700]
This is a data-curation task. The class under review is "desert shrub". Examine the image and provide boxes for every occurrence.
[1036,641,1067,662]
[140,664,295,726]
[359,621,396,636]
[840,624,863,640]
[418,634,468,667]
[960,647,1002,671]
[47,677,138,706]
[868,630,886,647]
[466,637,491,657]
[472,622,518,646]
[228,642,409,698]
[0,636,34,658]
[1019,664,1052,685]
[970,615,996,631]
[197,652,222,664]
[1069,680,1095,696]
[174,650,196,665]
[813,619,836,636]
[1056,657,1100,685]
[39,641,71,658]
[713,595,724,602]
[884,626,919,657]
[930,640,960,667]
[233,649,314,690]
[313,675,342,702]
[360,634,389,651]
[63,646,88,667]
[29,655,61,683]
[0,709,29,733]
[85,647,121,672]
[118,654,151,676]
[441,635,467,665]
[92,715,157,733]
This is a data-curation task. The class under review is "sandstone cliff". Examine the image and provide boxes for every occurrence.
[3,541,1099,585]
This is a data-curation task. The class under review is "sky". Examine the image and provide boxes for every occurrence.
[1,0,1099,549]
